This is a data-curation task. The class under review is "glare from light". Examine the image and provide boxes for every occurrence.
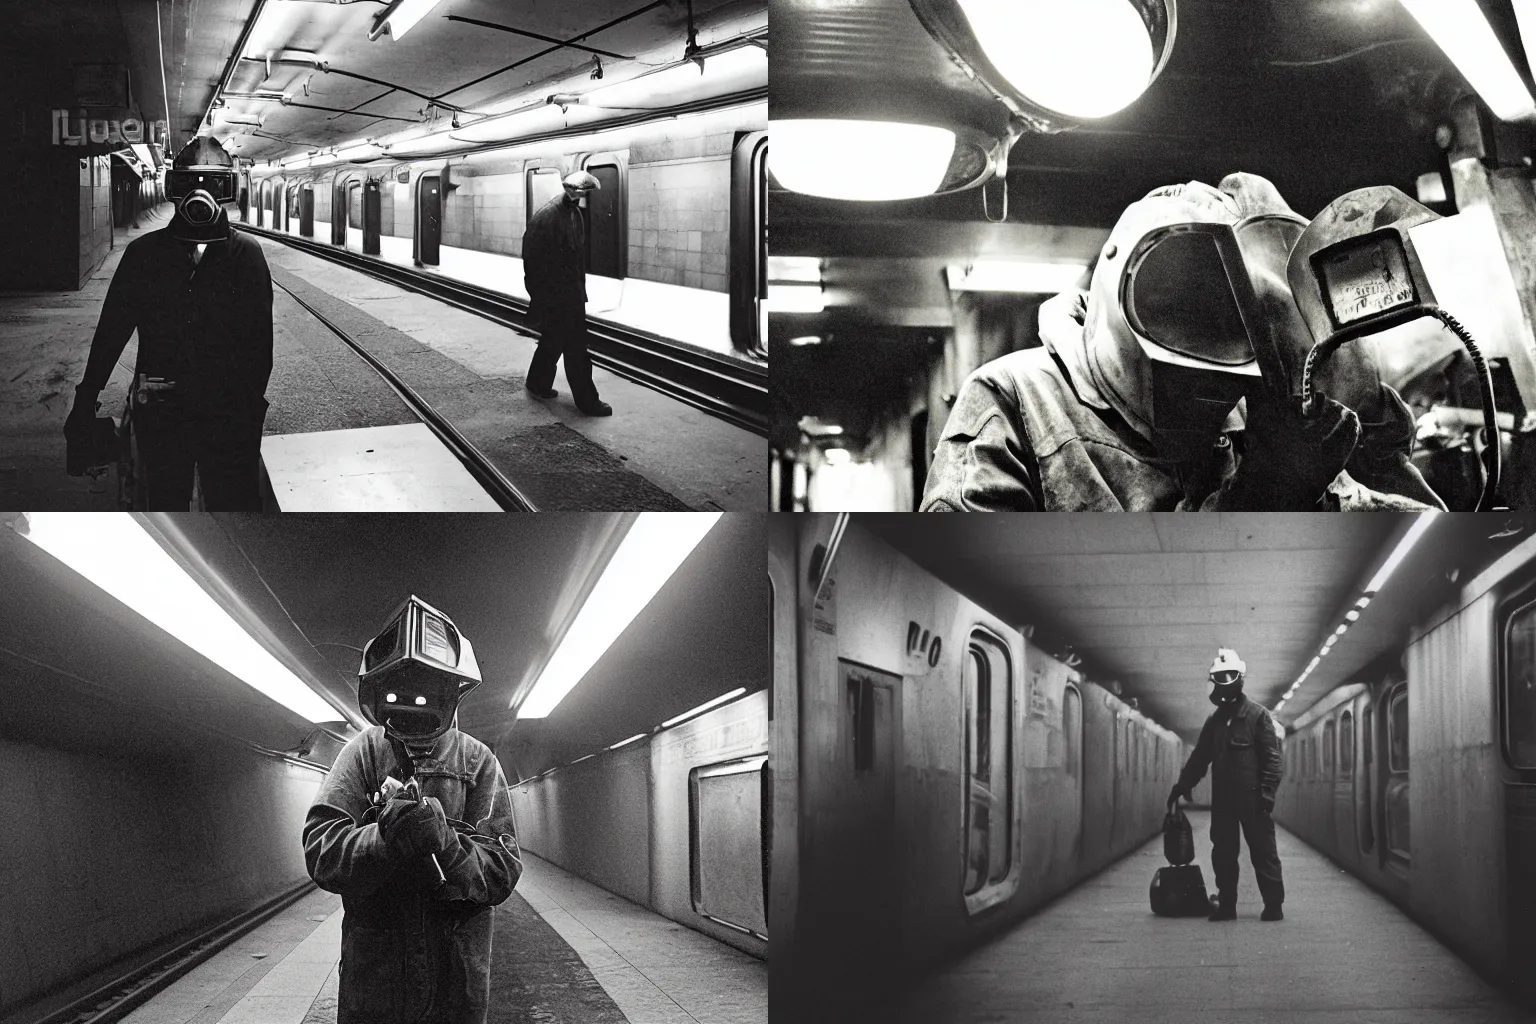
[767,284,826,313]
[1335,624,1348,637]
[380,0,444,40]
[946,261,1090,294]
[958,0,1156,118]
[1365,511,1440,594]
[768,256,821,283]
[22,514,337,722]
[1399,0,1536,122]
[518,513,724,718]
[768,119,956,201]
[661,687,748,728]
[823,447,852,466]
[1345,610,1360,622]
[387,692,397,702]
[608,733,647,750]
[788,335,823,347]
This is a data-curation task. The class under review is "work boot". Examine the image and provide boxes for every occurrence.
[1208,898,1237,922]
[579,400,613,417]
[525,384,558,399]
[1261,905,1284,922]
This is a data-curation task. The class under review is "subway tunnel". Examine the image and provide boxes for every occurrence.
[771,512,1536,1023]
[0,512,767,1024]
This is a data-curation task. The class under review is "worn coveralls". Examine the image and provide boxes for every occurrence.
[919,347,1443,512]
[523,193,600,410]
[303,727,522,1024]
[1176,694,1285,909]
[80,211,272,509]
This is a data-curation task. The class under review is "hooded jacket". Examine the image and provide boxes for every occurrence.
[303,727,522,1024]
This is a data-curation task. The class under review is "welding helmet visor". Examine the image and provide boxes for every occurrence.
[358,595,482,742]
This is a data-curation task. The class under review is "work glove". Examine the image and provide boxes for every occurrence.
[1345,384,1447,509]
[1260,792,1276,815]
[1223,391,1360,510]
[379,794,455,861]
[64,386,103,476]
[1167,785,1188,808]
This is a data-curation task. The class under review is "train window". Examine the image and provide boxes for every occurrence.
[963,630,1013,900]
[526,167,561,225]
[1323,719,1336,779]
[1388,689,1409,773]
[1503,597,1536,768]
[1339,710,1354,780]
[1063,685,1082,781]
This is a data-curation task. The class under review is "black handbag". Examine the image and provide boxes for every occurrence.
[1163,802,1195,865]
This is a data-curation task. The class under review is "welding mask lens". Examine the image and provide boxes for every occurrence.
[1124,229,1255,366]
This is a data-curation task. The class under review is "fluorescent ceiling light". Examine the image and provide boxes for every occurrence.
[767,284,826,313]
[608,733,647,750]
[335,143,383,161]
[1365,511,1440,594]
[371,0,444,41]
[588,45,766,110]
[661,687,748,728]
[958,0,1155,118]
[380,133,462,157]
[22,514,337,723]
[518,513,724,718]
[946,261,1090,293]
[1399,0,1536,122]
[768,255,821,284]
[769,119,956,201]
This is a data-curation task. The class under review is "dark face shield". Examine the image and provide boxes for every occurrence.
[358,596,482,743]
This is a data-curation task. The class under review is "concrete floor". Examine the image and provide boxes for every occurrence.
[897,811,1533,1024]
[113,853,765,1024]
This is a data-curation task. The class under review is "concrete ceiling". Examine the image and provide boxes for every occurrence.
[863,514,1416,741]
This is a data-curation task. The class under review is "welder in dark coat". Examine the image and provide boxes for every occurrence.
[1168,648,1286,921]
[522,170,611,416]
[303,597,522,1024]
[65,136,272,509]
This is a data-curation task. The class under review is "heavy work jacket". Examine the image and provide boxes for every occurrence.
[522,194,587,327]
[919,347,1443,512]
[1177,696,1284,812]
[81,218,273,432]
[303,728,522,1024]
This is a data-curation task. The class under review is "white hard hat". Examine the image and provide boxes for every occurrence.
[1209,648,1246,678]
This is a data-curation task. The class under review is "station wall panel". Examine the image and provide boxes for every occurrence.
[628,130,734,293]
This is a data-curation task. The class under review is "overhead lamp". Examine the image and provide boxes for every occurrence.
[1364,512,1440,594]
[660,687,748,728]
[608,733,647,750]
[767,284,827,314]
[1401,0,1535,123]
[335,142,384,161]
[518,513,724,718]
[946,260,1090,293]
[21,514,338,723]
[369,0,444,41]
[768,119,957,201]
[909,0,1177,122]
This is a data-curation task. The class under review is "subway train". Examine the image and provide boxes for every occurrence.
[1276,528,1536,1008]
[770,514,1193,1020]
[241,97,768,358]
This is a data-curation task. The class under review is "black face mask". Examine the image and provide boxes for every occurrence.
[1148,361,1251,462]
[1209,680,1244,707]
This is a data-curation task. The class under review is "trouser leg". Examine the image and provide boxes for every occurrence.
[527,330,562,392]
[195,433,264,511]
[1210,808,1240,903]
[560,319,600,409]
[1242,804,1285,907]
[136,420,196,511]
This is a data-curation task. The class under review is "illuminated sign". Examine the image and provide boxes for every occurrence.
[52,110,168,147]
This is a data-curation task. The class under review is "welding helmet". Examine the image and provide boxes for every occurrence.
[1208,647,1246,705]
[166,136,238,242]
[358,595,482,742]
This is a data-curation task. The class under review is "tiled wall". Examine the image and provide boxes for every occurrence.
[443,171,526,257]
[77,155,111,287]
[627,131,735,293]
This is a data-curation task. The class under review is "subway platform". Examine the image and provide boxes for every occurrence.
[894,811,1532,1024]
[0,204,761,512]
[104,853,765,1024]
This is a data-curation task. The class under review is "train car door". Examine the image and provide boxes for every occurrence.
[1384,682,1411,875]
[417,174,441,265]
[584,162,623,279]
[1356,694,1375,859]
[363,178,381,255]
[332,179,347,246]
[729,130,768,356]
[346,181,362,250]
[300,186,314,237]
[1335,708,1356,867]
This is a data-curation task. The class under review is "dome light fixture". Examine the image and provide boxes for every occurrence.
[768,119,957,201]
[908,0,1176,127]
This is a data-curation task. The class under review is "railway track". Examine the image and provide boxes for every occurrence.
[237,224,768,436]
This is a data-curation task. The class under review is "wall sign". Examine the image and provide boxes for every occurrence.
[52,110,167,147]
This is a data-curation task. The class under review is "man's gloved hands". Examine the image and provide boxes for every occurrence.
[379,794,456,861]
[1168,784,1189,808]
[1346,384,1446,509]
[1224,391,1360,510]
[1260,792,1276,815]
[64,386,106,477]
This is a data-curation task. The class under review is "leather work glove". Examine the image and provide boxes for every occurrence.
[1345,384,1446,509]
[64,386,102,477]
[1167,785,1188,808]
[1223,391,1360,510]
[379,794,455,861]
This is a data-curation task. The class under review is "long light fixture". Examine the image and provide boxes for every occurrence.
[1365,511,1440,594]
[661,687,748,728]
[22,514,338,723]
[518,513,724,718]
[608,733,647,750]
[1399,0,1536,123]
[369,0,445,41]
[946,261,1091,293]
[768,119,956,201]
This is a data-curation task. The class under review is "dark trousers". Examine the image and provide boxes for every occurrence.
[137,412,264,511]
[527,307,600,409]
[1210,803,1285,907]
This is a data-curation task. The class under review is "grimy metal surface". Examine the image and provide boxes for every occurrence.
[237,223,770,435]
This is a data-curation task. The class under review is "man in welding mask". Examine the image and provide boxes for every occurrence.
[523,169,611,416]
[65,135,273,509]
[304,597,522,1024]
[920,173,1444,511]
[1169,649,1285,922]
